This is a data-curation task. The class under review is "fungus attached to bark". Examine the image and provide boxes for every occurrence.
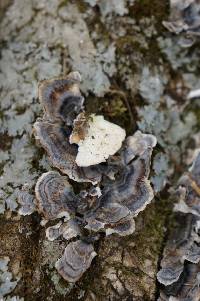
[34,120,102,183]
[122,130,157,165]
[35,171,75,220]
[159,263,200,301]
[33,71,157,283]
[85,131,156,235]
[175,152,200,216]
[46,219,81,241]
[163,0,200,47]
[70,114,126,167]
[38,71,84,125]
[45,221,63,241]
[55,240,97,282]
[157,213,200,286]
[157,151,200,296]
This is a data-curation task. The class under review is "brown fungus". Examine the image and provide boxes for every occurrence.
[122,130,157,165]
[38,71,84,125]
[33,72,157,283]
[33,120,102,183]
[157,152,200,293]
[175,152,200,216]
[69,112,89,144]
[85,131,156,235]
[157,213,200,286]
[163,0,200,47]
[55,240,97,283]
[159,263,200,301]
[35,171,76,220]
[46,219,81,241]
[34,72,113,183]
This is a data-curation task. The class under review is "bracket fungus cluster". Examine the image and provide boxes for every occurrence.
[163,0,200,47]
[33,71,157,283]
[157,152,200,300]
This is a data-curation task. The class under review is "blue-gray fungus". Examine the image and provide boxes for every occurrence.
[38,71,84,125]
[85,133,156,235]
[163,0,200,47]
[35,171,74,220]
[46,219,81,242]
[157,152,200,300]
[34,71,157,282]
[34,112,102,184]
[55,240,97,283]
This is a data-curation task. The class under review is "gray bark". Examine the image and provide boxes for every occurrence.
[0,1,199,300]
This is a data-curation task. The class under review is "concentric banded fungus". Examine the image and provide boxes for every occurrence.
[159,263,200,301]
[157,214,200,286]
[34,71,112,183]
[175,152,200,216]
[38,71,84,125]
[34,120,102,183]
[35,171,75,220]
[45,221,63,241]
[157,152,200,294]
[163,0,200,47]
[85,131,156,236]
[122,131,157,165]
[46,219,81,241]
[34,72,157,283]
[61,219,81,240]
[55,240,97,282]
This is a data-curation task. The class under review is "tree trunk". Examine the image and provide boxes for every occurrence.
[0,1,198,300]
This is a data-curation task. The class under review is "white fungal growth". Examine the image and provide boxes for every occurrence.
[72,115,126,167]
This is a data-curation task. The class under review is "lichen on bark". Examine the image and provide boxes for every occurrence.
[1,0,200,300]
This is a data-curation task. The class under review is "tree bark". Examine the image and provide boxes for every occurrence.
[0,1,198,300]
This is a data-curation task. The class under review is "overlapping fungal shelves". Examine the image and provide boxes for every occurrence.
[157,152,200,301]
[163,0,200,47]
[33,71,157,282]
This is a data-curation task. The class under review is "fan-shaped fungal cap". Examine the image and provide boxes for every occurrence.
[85,132,156,234]
[38,71,84,125]
[163,0,200,47]
[71,114,126,167]
[60,219,81,240]
[33,120,102,183]
[35,171,76,220]
[122,131,157,165]
[105,213,135,236]
[175,152,200,216]
[55,240,96,282]
[45,221,63,241]
[46,219,81,241]
[85,202,130,232]
[157,151,200,292]
[157,265,184,286]
[157,214,200,286]
[102,150,154,215]
[159,263,200,301]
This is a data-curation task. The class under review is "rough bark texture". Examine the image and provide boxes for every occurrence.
[1,1,200,300]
